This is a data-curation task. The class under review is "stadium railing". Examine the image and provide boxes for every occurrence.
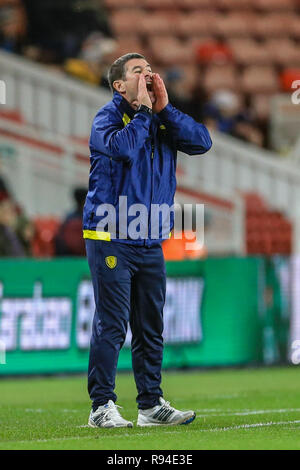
[0,50,110,137]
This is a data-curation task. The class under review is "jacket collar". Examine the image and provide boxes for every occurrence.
[113,92,136,119]
[112,91,159,128]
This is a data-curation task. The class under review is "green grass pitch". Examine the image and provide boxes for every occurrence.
[1,367,300,450]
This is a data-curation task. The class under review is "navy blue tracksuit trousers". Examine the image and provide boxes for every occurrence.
[85,239,166,410]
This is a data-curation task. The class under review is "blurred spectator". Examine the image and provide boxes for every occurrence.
[0,174,9,195]
[64,32,116,86]
[0,192,26,256]
[15,212,34,256]
[204,89,246,133]
[55,187,87,256]
[0,0,27,53]
[233,118,264,147]
[203,89,264,146]
[165,67,201,121]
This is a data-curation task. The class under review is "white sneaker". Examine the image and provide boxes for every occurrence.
[88,400,133,428]
[137,397,196,427]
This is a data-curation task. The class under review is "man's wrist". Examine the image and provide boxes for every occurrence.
[137,104,153,116]
[157,102,172,116]
[156,103,169,114]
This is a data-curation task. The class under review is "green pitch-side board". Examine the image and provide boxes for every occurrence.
[0,257,266,375]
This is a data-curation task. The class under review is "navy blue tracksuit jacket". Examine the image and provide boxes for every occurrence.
[84,92,212,409]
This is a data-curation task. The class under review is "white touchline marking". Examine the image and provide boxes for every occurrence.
[195,408,223,412]
[6,420,300,445]
[209,394,242,399]
[25,408,80,413]
[62,409,80,413]
[202,420,300,433]
[175,394,242,402]
[25,409,44,413]
[24,407,300,419]
[195,408,300,417]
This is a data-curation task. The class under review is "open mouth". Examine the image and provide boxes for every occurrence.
[146,82,153,91]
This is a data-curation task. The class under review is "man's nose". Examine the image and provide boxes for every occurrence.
[143,70,152,80]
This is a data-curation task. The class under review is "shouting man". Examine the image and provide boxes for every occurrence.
[83,53,212,428]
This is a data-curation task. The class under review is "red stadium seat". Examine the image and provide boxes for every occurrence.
[244,193,266,210]
[140,12,180,36]
[176,13,217,37]
[148,37,194,65]
[109,10,145,36]
[202,64,239,93]
[176,0,214,8]
[143,0,179,9]
[260,237,273,255]
[253,14,294,38]
[214,12,257,37]
[215,0,253,9]
[280,68,300,92]
[186,36,215,49]
[240,66,279,94]
[228,39,272,66]
[244,193,292,255]
[112,37,146,59]
[253,0,296,11]
[195,41,233,65]
[265,39,300,67]
[290,15,300,39]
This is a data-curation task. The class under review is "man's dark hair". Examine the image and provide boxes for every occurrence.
[107,53,146,92]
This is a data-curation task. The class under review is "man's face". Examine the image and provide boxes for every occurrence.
[113,58,155,108]
[0,199,17,227]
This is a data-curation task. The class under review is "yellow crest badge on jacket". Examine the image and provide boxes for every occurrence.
[105,256,117,269]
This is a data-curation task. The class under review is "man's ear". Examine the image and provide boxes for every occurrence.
[113,80,126,94]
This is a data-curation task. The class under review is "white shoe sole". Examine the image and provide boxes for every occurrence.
[137,412,196,427]
[88,419,133,428]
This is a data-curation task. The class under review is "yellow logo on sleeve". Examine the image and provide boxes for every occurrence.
[122,113,131,127]
[105,256,117,269]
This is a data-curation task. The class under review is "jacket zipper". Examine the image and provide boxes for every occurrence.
[147,140,154,246]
